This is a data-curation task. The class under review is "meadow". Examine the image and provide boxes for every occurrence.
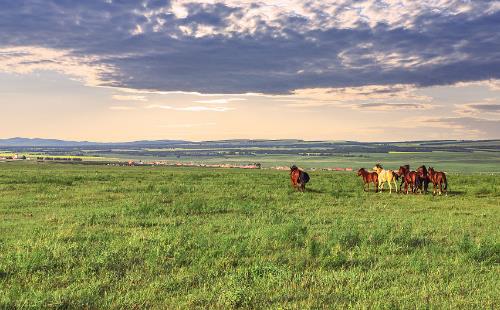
[141,151,500,173]
[0,162,498,308]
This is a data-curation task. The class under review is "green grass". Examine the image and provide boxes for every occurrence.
[0,162,499,308]
[99,151,500,173]
[0,152,107,161]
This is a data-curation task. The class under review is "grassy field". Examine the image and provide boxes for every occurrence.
[0,162,499,308]
[108,151,500,173]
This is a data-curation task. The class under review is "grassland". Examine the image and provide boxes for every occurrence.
[0,153,108,161]
[0,162,499,308]
[113,151,500,173]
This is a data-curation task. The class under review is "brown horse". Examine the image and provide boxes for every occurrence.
[398,165,419,194]
[357,168,378,192]
[416,165,430,194]
[428,167,448,195]
[290,165,310,191]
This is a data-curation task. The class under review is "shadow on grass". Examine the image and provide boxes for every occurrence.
[446,190,466,196]
[305,188,326,194]
[0,271,8,279]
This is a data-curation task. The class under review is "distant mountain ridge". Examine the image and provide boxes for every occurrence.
[0,137,190,147]
[0,137,498,147]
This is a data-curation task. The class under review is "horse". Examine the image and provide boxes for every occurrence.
[357,168,378,192]
[416,165,430,194]
[428,167,448,196]
[372,164,398,193]
[398,165,419,194]
[290,165,310,191]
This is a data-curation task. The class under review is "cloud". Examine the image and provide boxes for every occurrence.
[146,104,233,112]
[455,102,500,117]
[424,117,500,135]
[0,46,116,87]
[453,79,500,91]
[283,84,434,109]
[351,102,432,111]
[0,1,498,94]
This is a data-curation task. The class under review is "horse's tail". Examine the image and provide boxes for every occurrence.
[300,171,310,184]
[444,175,448,191]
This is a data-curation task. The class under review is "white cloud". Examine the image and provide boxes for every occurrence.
[165,0,498,38]
[282,84,433,109]
[0,46,115,87]
[453,79,500,91]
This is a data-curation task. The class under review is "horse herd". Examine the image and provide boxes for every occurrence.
[357,164,448,195]
[290,164,448,195]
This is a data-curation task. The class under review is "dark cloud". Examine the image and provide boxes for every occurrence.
[354,102,431,110]
[457,102,500,116]
[1,1,499,93]
[465,103,500,113]
[426,117,500,136]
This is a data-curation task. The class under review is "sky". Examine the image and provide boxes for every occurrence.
[0,0,499,142]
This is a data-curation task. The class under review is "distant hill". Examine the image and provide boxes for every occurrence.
[0,138,190,147]
[0,138,498,154]
[0,138,95,147]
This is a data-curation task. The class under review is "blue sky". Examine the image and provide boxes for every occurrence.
[0,0,499,141]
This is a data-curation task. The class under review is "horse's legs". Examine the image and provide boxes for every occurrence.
[379,181,384,193]
[388,181,392,194]
[394,179,398,193]
[373,181,378,193]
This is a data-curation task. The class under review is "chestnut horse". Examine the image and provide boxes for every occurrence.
[428,167,448,195]
[373,164,398,194]
[398,165,419,194]
[357,168,378,192]
[290,165,310,191]
[416,165,430,194]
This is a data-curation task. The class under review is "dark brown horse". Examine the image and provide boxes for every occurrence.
[290,165,309,191]
[398,165,419,194]
[428,167,448,195]
[357,168,378,192]
[416,165,430,193]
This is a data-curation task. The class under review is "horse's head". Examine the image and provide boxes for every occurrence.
[398,166,407,176]
[290,165,298,171]
[373,164,382,173]
[428,167,435,175]
[417,165,427,176]
[357,168,365,176]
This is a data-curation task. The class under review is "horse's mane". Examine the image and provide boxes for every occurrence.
[375,163,383,169]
